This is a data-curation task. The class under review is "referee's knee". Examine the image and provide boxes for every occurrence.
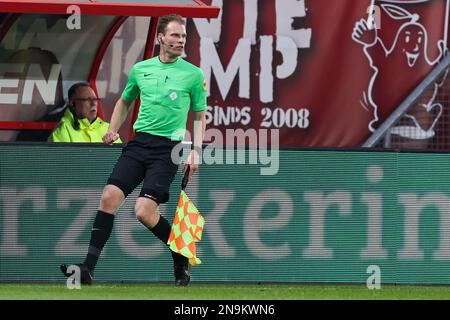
[99,184,125,213]
[135,198,158,224]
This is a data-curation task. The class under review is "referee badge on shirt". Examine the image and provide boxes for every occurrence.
[169,92,178,100]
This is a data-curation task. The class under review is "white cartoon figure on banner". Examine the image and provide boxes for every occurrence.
[352,2,448,139]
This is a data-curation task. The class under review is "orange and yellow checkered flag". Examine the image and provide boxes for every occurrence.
[167,190,205,266]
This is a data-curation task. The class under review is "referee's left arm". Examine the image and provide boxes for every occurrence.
[185,110,205,180]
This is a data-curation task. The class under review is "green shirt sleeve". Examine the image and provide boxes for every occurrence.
[190,68,207,112]
[121,66,140,104]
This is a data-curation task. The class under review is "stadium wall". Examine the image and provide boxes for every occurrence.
[0,144,449,284]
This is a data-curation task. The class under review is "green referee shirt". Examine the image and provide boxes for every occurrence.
[121,57,207,141]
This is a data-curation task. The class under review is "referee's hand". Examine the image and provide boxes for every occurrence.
[184,149,200,181]
[103,131,120,145]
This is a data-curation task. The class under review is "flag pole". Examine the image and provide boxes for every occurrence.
[182,166,190,191]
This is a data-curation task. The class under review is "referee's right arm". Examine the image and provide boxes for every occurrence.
[103,98,131,144]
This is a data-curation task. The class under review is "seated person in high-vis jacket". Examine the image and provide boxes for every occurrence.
[48,82,122,143]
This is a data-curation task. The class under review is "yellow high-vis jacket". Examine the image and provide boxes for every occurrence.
[48,108,122,143]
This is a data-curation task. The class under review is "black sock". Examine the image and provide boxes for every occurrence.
[83,210,114,271]
[150,215,187,265]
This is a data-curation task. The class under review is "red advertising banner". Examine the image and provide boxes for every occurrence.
[0,0,448,147]
[184,0,449,147]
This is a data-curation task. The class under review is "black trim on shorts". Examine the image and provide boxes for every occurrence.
[139,187,170,205]
[107,178,134,197]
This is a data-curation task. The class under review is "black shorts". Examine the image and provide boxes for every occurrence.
[107,132,180,204]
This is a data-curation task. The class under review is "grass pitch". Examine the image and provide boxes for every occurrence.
[0,283,449,300]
